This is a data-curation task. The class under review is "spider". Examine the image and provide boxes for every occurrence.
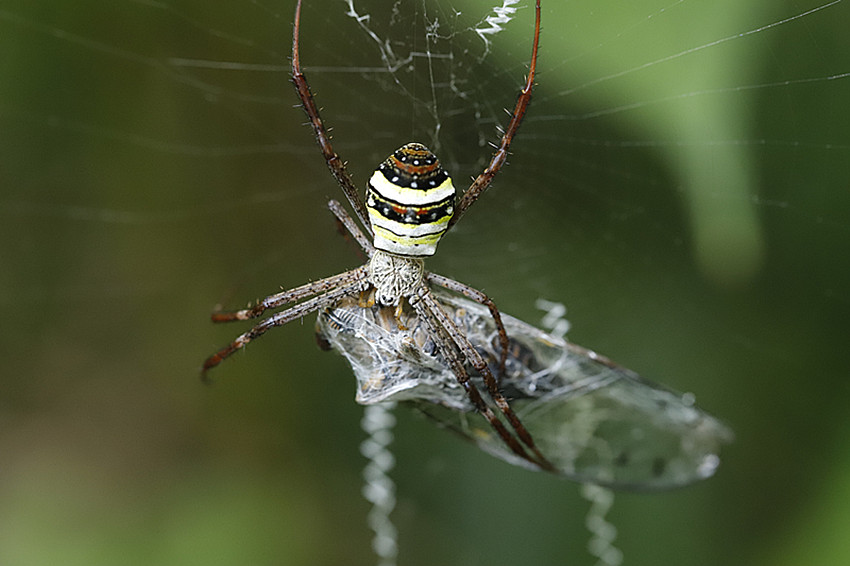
[203,0,552,471]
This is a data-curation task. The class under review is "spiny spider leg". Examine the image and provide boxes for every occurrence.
[203,277,368,380]
[426,272,509,377]
[448,0,541,229]
[292,0,372,232]
[327,200,374,257]
[211,266,368,322]
[408,289,538,465]
[415,287,555,471]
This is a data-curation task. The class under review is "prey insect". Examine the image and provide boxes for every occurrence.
[316,280,732,488]
[202,0,730,481]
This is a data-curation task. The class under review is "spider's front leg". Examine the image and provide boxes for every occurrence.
[410,286,555,472]
[408,288,539,466]
[426,272,510,378]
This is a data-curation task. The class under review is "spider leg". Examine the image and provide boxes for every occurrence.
[291,0,372,233]
[413,287,555,472]
[408,289,538,466]
[211,266,368,322]
[425,272,509,378]
[202,279,366,381]
[327,199,374,257]
[447,0,541,229]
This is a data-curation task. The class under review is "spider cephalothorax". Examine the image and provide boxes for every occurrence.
[367,250,424,307]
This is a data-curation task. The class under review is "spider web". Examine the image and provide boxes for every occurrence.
[1,1,849,566]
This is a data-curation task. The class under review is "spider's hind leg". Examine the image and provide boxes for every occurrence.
[447,0,541,229]
[291,0,372,231]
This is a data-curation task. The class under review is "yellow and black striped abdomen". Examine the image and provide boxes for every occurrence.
[366,143,456,257]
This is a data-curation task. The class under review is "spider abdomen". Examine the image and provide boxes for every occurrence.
[366,143,455,257]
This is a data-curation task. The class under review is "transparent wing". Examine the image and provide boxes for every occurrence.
[316,289,732,490]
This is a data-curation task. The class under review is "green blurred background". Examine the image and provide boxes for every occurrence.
[2,0,849,564]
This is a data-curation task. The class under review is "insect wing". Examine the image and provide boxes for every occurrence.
[316,291,732,490]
